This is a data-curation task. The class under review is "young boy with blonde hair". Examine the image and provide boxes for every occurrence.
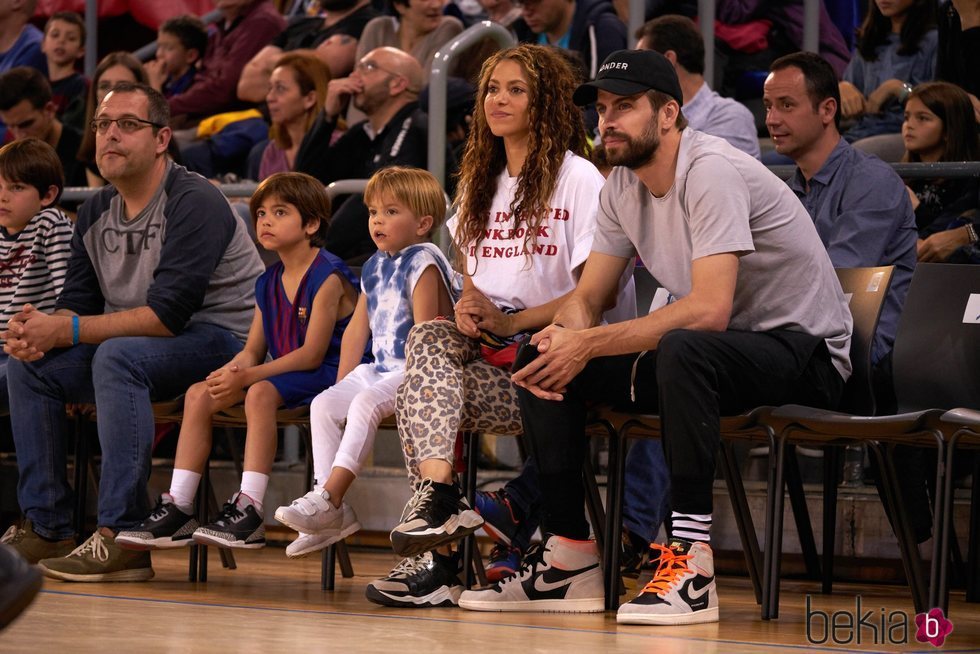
[275,166,457,558]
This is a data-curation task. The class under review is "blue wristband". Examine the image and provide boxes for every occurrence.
[71,315,80,346]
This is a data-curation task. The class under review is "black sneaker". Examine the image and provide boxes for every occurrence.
[365,551,463,608]
[192,493,265,549]
[117,494,200,550]
[389,479,483,557]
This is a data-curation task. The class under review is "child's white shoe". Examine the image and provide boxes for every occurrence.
[275,491,361,537]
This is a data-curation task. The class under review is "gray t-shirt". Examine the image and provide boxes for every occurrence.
[593,129,853,379]
[60,161,264,341]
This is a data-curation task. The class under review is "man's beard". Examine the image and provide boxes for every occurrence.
[603,123,660,170]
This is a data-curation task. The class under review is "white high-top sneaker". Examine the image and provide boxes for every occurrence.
[616,538,719,625]
[458,534,604,612]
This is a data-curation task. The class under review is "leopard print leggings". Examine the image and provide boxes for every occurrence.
[395,319,524,486]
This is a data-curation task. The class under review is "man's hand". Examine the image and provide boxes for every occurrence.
[205,363,247,400]
[917,226,970,262]
[3,305,68,361]
[839,81,866,118]
[454,287,515,338]
[324,77,363,120]
[144,59,167,92]
[510,325,590,401]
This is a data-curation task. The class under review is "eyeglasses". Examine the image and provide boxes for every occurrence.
[354,60,420,94]
[355,59,398,76]
[90,116,165,134]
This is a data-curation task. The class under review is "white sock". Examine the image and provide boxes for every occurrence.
[168,469,201,513]
[240,471,270,511]
[671,511,712,543]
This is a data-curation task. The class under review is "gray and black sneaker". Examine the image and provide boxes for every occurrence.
[389,479,483,557]
[117,494,200,550]
[192,493,265,549]
[365,551,463,608]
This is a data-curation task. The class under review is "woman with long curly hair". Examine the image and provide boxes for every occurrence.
[364,44,625,610]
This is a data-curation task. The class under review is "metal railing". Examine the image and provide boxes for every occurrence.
[428,22,516,190]
[767,161,980,181]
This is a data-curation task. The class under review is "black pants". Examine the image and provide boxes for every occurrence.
[515,328,845,540]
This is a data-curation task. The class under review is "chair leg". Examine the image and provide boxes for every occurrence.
[967,446,980,603]
[765,431,792,620]
[204,470,236,572]
[871,442,927,613]
[821,446,842,594]
[783,445,821,580]
[719,440,763,605]
[72,416,90,543]
[601,422,622,611]
[582,450,606,559]
[605,425,630,611]
[337,540,355,578]
[323,544,337,591]
[461,431,482,589]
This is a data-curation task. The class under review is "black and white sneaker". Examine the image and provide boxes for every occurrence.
[117,494,200,550]
[365,551,463,608]
[192,493,265,549]
[389,479,483,557]
[616,538,719,625]
[458,534,604,612]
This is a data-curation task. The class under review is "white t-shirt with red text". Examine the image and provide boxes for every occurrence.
[449,152,604,313]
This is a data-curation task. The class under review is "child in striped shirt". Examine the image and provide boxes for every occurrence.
[0,138,72,410]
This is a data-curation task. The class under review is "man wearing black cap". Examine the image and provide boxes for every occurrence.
[458,49,853,624]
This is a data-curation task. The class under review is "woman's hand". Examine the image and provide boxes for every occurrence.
[839,81,867,118]
[454,287,516,338]
[917,226,971,262]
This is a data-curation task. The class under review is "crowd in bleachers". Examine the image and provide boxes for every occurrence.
[0,0,978,630]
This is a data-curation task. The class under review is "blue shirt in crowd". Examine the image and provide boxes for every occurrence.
[788,137,917,364]
[683,82,761,159]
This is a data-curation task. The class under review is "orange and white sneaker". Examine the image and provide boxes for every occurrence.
[616,538,719,625]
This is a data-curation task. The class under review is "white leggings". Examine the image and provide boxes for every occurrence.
[309,363,403,486]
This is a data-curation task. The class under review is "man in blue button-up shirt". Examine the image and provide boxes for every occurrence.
[763,51,916,370]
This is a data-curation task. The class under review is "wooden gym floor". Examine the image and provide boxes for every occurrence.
[3,544,979,653]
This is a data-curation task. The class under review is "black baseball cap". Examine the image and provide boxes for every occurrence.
[573,49,683,107]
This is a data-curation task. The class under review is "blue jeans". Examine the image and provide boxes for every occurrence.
[9,323,244,539]
[622,439,671,544]
[502,447,670,546]
[0,352,8,412]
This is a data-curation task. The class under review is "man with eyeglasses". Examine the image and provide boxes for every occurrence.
[300,46,445,260]
[0,66,86,186]
[2,82,264,582]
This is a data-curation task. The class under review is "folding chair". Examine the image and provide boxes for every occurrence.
[765,263,980,617]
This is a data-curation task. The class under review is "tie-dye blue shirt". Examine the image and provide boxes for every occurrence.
[361,242,457,372]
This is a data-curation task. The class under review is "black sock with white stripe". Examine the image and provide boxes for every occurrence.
[670,511,711,543]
